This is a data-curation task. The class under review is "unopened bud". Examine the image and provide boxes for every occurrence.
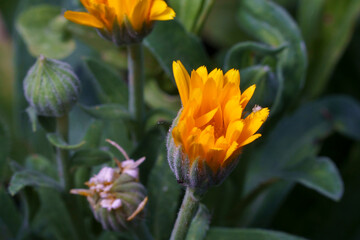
[23,55,81,117]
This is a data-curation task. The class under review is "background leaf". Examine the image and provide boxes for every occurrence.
[186,204,211,240]
[84,58,128,105]
[205,228,306,240]
[237,0,307,108]
[16,5,75,59]
[8,168,62,195]
[147,144,181,240]
[144,20,211,78]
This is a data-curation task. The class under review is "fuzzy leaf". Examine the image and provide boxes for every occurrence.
[8,169,62,195]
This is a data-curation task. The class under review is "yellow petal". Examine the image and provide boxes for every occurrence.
[240,84,256,109]
[131,0,148,30]
[224,69,240,86]
[64,11,104,28]
[224,141,239,162]
[198,125,215,152]
[239,107,269,142]
[195,107,218,128]
[150,0,176,20]
[196,66,208,82]
[239,133,262,147]
[223,98,243,128]
[173,61,190,106]
[209,68,224,86]
[225,120,244,143]
[206,148,225,172]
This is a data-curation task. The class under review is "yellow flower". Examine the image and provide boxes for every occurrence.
[168,61,269,189]
[64,0,175,44]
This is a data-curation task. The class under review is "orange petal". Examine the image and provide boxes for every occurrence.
[238,133,262,147]
[173,61,190,106]
[195,107,218,128]
[239,107,269,142]
[150,0,176,20]
[224,69,240,86]
[225,120,244,143]
[240,84,256,109]
[64,11,104,28]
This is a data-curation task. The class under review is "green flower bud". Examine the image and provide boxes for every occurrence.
[71,140,148,232]
[23,55,81,117]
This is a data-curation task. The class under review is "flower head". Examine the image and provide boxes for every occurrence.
[71,140,148,231]
[64,0,175,45]
[167,61,269,191]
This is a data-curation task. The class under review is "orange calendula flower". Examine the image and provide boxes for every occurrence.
[64,0,175,45]
[167,61,269,191]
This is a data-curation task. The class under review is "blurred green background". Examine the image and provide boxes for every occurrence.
[1,0,360,239]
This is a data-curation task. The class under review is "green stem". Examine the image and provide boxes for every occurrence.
[56,114,70,190]
[194,0,215,34]
[127,43,145,140]
[170,188,201,240]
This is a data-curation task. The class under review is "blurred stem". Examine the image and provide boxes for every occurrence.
[194,0,215,34]
[56,114,70,190]
[127,43,145,141]
[170,187,201,240]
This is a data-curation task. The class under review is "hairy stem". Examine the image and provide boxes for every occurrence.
[170,187,201,240]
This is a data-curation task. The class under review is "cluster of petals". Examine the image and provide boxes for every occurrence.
[64,0,175,32]
[70,141,146,212]
[172,61,269,172]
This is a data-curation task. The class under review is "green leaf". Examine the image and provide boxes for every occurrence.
[0,120,10,182]
[84,58,128,105]
[144,20,210,78]
[245,96,360,200]
[224,41,286,71]
[32,189,80,240]
[16,5,75,59]
[147,144,181,240]
[144,80,181,112]
[0,186,22,238]
[8,168,62,195]
[131,125,167,183]
[46,133,85,150]
[300,0,360,97]
[205,228,306,240]
[283,156,343,200]
[176,0,204,32]
[71,149,112,167]
[25,154,57,178]
[237,0,307,107]
[82,120,104,149]
[79,104,131,121]
[186,204,211,240]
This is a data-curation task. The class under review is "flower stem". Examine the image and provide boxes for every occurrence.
[127,43,145,140]
[170,187,201,240]
[56,114,70,190]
